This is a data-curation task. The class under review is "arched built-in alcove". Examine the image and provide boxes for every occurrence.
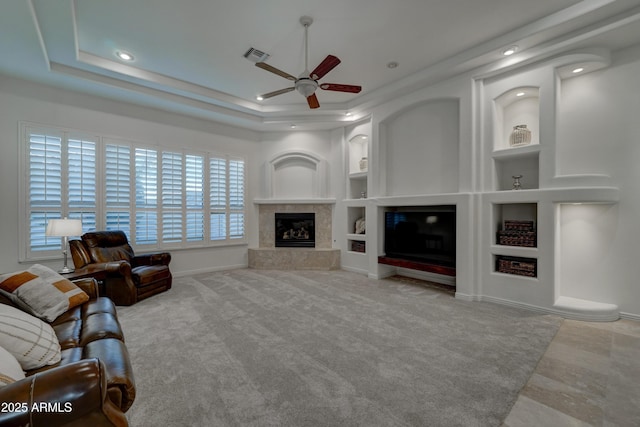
[264,150,328,199]
[379,98,460,196]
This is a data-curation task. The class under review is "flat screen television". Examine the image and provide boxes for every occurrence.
[384,206,456,267]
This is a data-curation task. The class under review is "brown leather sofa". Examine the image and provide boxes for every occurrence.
[0,278,135,427]
[69,231,172,306]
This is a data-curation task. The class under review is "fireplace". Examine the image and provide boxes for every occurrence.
[249,203,339,270]
[275,212,315,248]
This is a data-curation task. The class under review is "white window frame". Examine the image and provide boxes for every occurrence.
[18,122,247,262]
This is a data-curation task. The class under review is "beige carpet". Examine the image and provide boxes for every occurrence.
[117,269,562,426]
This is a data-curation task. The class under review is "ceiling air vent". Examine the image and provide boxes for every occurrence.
[243,47,270,63]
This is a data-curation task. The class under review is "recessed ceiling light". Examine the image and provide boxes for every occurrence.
[361,136,368,140]
[516,92,525,97]
[572,67,584,74]
[290,124,297,129]
[502,46,518,56]
[345,112,352,116]
[116,51,134,61]
[256,95,264,101]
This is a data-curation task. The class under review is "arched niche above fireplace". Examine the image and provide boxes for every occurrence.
[264,150,328,199]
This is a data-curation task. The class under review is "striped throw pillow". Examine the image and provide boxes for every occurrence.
[0,304,61,370]
[0,344,25,387]
[0,264,89,322]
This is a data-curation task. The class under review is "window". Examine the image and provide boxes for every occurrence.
[185,154,205,242]
[209,156,244,241]
[20,123,246,261]
[105,143,131,236]
[228,159,245,239]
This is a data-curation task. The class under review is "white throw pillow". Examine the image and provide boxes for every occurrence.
[0,264,89,322]
[0,304,61,370]
[0,345,25,387]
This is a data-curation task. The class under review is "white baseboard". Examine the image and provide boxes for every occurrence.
[341,265,369,276]
[454,292,480,302]
[368,270,396,280]
[620,312,640,322]
[468,294,621,322]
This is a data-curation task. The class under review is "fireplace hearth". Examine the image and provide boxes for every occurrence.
[249,203,339,270]
[275,212,315,248]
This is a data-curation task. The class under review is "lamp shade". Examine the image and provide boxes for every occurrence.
[45,219,83,237]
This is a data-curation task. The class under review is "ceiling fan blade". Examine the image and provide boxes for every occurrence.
[307,93,320,109]
[310,55,341,80]
[319,83,362,93]
[260,87,295,99]
[255,62,297,81]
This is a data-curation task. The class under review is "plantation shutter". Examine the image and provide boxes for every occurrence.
[210,156,226,240]
[67,137,96,232]
[186,154,204,242]
[228,158,245,239]
[105,143,132,236]
[28,132,63,252]
[161,151,183,243]
[22,123,247,258]
[135,148,158,245]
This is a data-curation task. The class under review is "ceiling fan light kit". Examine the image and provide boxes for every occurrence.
[253,16,362,109]
[296,78,318,97]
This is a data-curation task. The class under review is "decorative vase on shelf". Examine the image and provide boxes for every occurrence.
[359,157,368,172]
[509,124,531,147]
[512,175,523,190]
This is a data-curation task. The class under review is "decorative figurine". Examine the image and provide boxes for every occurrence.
[512,175,523,190]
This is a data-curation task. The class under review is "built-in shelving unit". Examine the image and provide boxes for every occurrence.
[477,54,620,320]
[337,50,621,321]
[342,125,371,274]
[494,88,539,146]
[347,133,369,199]
[346,205,366,255]
[491,202,538,277]
[493,145,540,191]
[492,87,540,191]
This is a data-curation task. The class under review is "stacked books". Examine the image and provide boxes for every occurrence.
[497,220,536,247]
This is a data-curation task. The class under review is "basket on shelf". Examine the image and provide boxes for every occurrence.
[509,124,531,147]
[496,256,537,277]
[497,220,536,247]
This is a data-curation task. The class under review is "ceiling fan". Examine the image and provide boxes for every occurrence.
[254,16,362,109]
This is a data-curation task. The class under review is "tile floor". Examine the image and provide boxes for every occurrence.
[504,318,640,427]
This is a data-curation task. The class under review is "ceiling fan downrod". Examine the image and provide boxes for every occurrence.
[300,16,313,73]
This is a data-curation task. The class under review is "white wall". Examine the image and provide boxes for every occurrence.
[0,76,261,276]
[383,99,459,196]
[556,45,640,315]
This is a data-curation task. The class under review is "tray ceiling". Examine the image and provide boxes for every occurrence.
[1,0,640,131]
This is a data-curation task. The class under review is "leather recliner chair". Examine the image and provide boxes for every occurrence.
[70,231,172,306]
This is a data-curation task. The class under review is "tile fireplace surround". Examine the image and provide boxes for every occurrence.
[249,203,340,270]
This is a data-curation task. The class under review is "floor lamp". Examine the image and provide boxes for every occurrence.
[46,218,83,273]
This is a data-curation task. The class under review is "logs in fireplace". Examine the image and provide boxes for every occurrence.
[275,212,315,248]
